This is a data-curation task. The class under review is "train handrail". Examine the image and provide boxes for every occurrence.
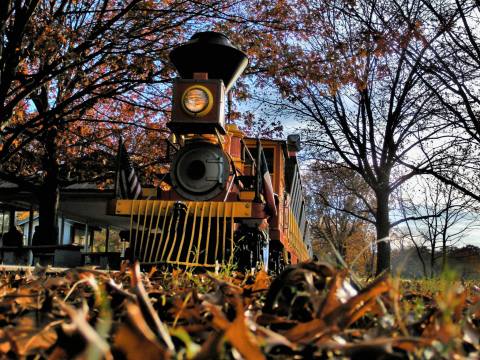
[241,138,256,166]
[255,138,262,202]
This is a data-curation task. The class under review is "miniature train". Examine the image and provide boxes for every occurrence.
[109,32,311,271]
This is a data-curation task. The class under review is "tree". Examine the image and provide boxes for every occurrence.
[398,195,429,277]
[249,0,449,274]
[0,0,233,244]
[406,0,480,200]
[304,162,375,274]
[399,176,479,277]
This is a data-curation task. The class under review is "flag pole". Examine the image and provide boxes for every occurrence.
[114,136,123,199]
[255,137,262,202]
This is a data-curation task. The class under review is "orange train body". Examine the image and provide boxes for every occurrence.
[110,124,311,269]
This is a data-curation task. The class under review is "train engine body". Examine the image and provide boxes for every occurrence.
[109,32,310,270]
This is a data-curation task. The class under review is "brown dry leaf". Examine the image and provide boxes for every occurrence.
[284,274,389,343]
[263,262,334,321]
[17,327,57,355]
[422,283,468,344]
[206,302,230,330]
[423,317,462,344]
[125,302,161,342]
[169,293,203,326]
[393,337,433,352]
[251,270,271,292]
[283,318,334,343]
[43,277,69,289]
[331,337,432,356]
[207,299,265,360]
[0,329,11,354]
[5,316,59,356]
[171,269,183,280]
[114,324,169,360]
[131,262,174,351]
[57,300,112,358]
[468,295,480,319]
[325,274,391,328]
[193,331,224,360]
[223,300,266,360]
[256,313,298,328]
[0,260,479,359]
[147,266,157,278]
[47,346,69,360]
[14,287,43,310]
[318,270,348,318]
[255,324,298,350]
[453,289,468,321]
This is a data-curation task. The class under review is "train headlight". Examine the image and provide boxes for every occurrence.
[182,85,213,116]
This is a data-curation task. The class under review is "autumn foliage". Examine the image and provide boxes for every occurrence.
[0,263,478,359]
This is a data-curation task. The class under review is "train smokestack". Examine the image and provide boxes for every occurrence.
[169,32,248,92]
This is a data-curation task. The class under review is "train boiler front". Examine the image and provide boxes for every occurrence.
[169,142,230,201]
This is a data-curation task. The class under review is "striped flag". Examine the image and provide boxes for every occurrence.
[260,148,277,217]
[116,139,142,199]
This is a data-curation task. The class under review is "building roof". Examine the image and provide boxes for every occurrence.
[0,181,129,230]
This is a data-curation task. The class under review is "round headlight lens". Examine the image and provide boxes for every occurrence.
[183,87,210,114]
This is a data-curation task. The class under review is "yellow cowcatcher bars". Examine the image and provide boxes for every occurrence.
[112,200,253,267]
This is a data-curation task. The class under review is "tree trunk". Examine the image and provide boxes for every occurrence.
[441,242,447,273]
[405,218,428,277]
[34,128,59,246]
[413,244,428,278]
[441,221,448,273]
[375,190,391,275]
[337,235,347,266]
[430,246,435,278]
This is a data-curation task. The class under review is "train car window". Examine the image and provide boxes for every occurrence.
[247,147,274,173]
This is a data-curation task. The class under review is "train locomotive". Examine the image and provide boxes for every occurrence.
[110,32,311,271]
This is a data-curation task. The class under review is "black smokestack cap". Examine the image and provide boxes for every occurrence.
[169,32,249,92]
[287,134,302,152]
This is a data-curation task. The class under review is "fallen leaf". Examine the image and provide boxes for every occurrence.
[114,324,168,360]
[223,300,266,360]
[251,270,271,292]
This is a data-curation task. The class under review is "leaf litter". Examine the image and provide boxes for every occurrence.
[0,261,477,359]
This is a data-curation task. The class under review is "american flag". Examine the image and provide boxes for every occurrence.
[116,139,142,199]
[259,146,277,217]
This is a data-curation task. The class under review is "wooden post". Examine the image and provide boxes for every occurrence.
[84,223,89,252]
[105,226,110,253]
[9,208,15,230]
[90,228,94,252]
[27,207,34,246]
[60,215,65,245]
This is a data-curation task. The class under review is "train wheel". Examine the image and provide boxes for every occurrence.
[269,240,285,275]
[234,227,269,271]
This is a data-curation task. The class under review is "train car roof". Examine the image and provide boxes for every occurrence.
[243,137,298,161]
